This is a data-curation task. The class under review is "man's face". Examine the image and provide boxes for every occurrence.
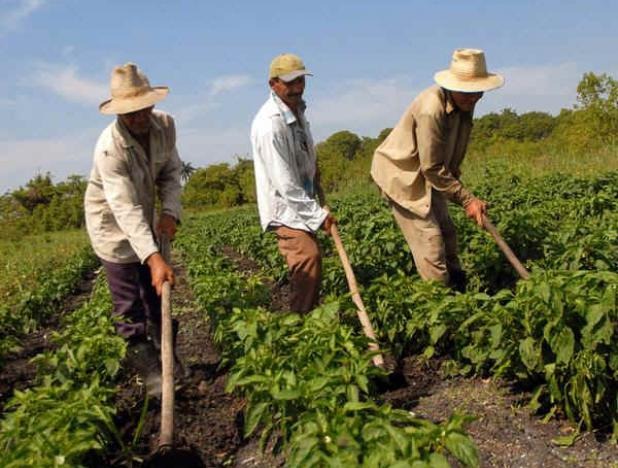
[450,91,483,112]
[269,76,306,110]
[118,106,154,136]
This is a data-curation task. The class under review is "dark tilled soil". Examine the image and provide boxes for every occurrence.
[0,268,99,412]
[104,258,246,467]
[381,357,618,467]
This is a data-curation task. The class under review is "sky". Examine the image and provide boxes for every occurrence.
[1,0,617,193]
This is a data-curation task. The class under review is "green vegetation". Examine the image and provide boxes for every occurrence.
[0,71,617,465]
[0,275,125,467]
[0,231,98,363]
[189,168,617,446]
[1,173,87,240]
[0,230,89,305]
[176,226,480,466]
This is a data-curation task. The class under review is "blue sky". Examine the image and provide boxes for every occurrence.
[1,0,617,192]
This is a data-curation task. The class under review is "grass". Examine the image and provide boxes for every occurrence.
[0,229,89,307]
[462,141,618,187]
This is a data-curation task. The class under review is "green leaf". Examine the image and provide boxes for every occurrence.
[552,432,578,447]
[552,327,574,365]
[428,452,451,468]
[343,402,375,412]
[519,337,541,372]
[430,324,447,344]
[444,431,480,467]
[271,388,300,400]
[245,402,269,436]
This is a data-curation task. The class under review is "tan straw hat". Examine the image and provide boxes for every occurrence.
[269,53,313,82]
[99,63,169,115]
[434,48,504,92]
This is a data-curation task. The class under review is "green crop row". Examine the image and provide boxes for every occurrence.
[177,227,480,467]
[190,171,618,440]
[0,274,126,467]
[0,246,99,365]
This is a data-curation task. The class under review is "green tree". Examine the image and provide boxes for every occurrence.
[180,160,196,184]
[12,173,56,213]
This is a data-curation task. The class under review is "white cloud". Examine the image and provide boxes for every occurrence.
[209,74,253,97]
[177,125,250,168]
[477,62,582,115]
[0,129,98,193]
[26,63,108,106]
[0,0,44,36]
[309,76,419,139]
[175,74,254,123]
[307,63,586,140]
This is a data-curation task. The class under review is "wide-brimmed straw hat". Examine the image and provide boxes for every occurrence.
[269,53,313,82]
[99,63,169,115]
[434,49,504,92]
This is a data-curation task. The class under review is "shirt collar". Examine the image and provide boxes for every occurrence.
[270,91,306,125]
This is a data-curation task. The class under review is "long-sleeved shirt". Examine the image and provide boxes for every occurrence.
[84,109,182,264]
[371,85,475,217]
[251,92,327,232]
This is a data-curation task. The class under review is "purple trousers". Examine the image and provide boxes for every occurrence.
[100,258,161,341]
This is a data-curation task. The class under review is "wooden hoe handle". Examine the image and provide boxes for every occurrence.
[482,217,530,280]
[331,224,385,367]
[159,234,175,449]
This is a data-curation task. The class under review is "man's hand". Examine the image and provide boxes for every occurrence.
[465,198,488,227]
[147,252,175,295]
[321,213,337,236]
[157,214,177,240]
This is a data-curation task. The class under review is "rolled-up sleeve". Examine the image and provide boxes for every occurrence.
[416,113,475,206]
[97,152,159,262]
[257,129,327,232]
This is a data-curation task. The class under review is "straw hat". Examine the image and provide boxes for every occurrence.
[269,53,313,82]
[99,63,169,115]
[434,49,504,92]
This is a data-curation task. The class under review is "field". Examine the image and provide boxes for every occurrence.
[0,161,617,466]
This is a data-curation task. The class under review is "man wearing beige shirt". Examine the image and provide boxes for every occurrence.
[371,49,504,291]
[85,63,182,395]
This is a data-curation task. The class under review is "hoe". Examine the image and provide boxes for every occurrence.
[146,234,203,467]
[482,215,530,280]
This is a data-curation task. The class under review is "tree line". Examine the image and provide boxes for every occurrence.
[2,72,617,240]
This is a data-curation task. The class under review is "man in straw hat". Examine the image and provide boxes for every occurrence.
[84,63,182,395]
[371,49,504,291]
[251,53,336,313]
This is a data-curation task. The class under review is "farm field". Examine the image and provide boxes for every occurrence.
[0,231,97,363]
[0,168,617,467]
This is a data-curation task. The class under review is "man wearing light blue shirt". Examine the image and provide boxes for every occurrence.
[251,53,335,313]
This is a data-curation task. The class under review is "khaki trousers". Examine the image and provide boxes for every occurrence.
[274,226,322,313]
[390,192,462,285]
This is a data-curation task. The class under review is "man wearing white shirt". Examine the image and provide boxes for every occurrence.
[251,53,336,313]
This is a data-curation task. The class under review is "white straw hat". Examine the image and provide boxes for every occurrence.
[99,63,169,115]
[434,49,504,92]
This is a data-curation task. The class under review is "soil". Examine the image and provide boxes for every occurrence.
[103,256,245,467]
[381,357,618,467]
[0,267,99,412]
[4,249,617,467]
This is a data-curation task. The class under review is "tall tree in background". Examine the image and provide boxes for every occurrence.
[180,160,196,184]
